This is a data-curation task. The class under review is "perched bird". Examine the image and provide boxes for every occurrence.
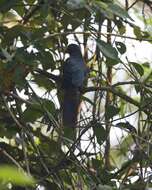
[62,44,87,128]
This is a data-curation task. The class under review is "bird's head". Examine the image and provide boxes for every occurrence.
[66,44,82,56]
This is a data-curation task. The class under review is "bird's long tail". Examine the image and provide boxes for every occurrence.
[63,89,81,128]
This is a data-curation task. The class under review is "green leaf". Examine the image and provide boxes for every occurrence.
[94,1,108,10]
[108,3,133,21]
[133,26,142,39]
[116,122,137,133]
[115,41,126,54]
[13,65,26,87]
[115,19,126,34]
[37,51,55,70]
[39,136,65,160]
[97,184,113,190]
[63,127,76,142]
[106,57,119,66]
[34,74,55,91]
[97,40,119,61]
[92,1,114,20]
[93,122,107,145]
[0,0,18,12]
[130,62,144,76]
[23,103,43,122]
[0,165,35,186]
[82,96,94,106]
[92,158,102,170]
[43,99,56,114]
[67,0,86,9]
[105,105,120,119]
[142,97,152,107]
[23,98,56,123]
[15,48,36,66]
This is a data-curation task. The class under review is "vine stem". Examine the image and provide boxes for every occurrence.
[104,19,113,170]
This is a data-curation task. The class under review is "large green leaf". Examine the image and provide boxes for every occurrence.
[108,3,133,21]
[93,122,107,145]
[82,96,94,106]
[105,105,120,119]
[97,40,119,61]
[23,103,43,123]
[34,74,55,91]
[0,165,35,186]
[133,26,142,39]
[23,99,56,123]
[39,51,55,70]
[130,62,144,76]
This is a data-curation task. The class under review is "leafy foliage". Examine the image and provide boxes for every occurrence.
[0,165,35,186]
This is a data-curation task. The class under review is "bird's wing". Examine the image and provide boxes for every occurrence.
[69,57,86,87]
[72,69,85,87]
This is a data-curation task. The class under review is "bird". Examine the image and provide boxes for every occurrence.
[62,44,87,128]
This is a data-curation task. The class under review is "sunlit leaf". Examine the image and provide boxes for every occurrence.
[133,26,142,39]
[0,165,35,186]
[115,19,126,34]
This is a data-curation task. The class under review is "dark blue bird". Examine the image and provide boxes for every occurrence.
[62,44,87,128]
[62,44,87,89]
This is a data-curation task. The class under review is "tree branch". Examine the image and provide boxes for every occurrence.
[22,0,44,24]
[44,31,152,42]
[83,86,140,108]
[34,68,62,83]
[0,148,23,170]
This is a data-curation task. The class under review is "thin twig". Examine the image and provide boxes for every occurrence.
[44,31,152,42]
[21,131,31,175]
[83,86,140,107]
[34,68,61,83]
[0,148,23,170]
[1,94,23,129]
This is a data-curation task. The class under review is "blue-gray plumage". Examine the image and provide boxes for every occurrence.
[63,44,87,90]
[62,44,87,128]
